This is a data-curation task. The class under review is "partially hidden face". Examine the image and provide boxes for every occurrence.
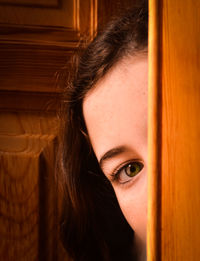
[83,54,148,260]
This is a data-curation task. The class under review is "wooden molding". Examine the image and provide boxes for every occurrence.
[0,0,97,45]
[148,0,163,260]
[0,0,97,93]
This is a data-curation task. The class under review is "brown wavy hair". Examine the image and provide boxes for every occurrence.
[58,2,148,260]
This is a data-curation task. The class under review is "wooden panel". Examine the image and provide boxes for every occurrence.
[0,0,97,93]
[0,0,97,43]
[0,1,97,260]
[0,112,68,260]
[148,0,200,260]
[0,153,39,260]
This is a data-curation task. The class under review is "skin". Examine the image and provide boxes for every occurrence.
[83,53,148,260]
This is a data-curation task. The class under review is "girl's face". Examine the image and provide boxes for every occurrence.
[83,54,148,260]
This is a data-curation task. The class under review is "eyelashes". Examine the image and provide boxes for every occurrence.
[110,160,144,185]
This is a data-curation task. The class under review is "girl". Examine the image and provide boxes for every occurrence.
[59,2,148,260]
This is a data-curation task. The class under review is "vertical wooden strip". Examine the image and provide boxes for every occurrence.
[90,0,98,38]
[147,0,162,260]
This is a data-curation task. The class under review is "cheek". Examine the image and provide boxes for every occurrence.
[113,173,147,243]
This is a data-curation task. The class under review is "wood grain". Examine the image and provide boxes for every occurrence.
[0,91,61,112]
[0,0,58,8]
[0,0,73,27]
[147,0,162,260]
[97,0,134,31]
[0,118,70,261]
[0,112,69,260]
[0,44,72,93]
[0,0,97,44]
[148,0,200,260]
[161,0,200,260]
[0,0,98,93]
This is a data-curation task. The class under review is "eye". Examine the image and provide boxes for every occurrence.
[112,161,144,184]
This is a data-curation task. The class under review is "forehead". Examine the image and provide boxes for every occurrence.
[83,54,148,160]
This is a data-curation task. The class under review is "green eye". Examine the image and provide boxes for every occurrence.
[112,161,144,184]
[125,162,143,177]
[110,161,144,184]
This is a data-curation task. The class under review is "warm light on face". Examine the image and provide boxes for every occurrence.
[83,54,148,260]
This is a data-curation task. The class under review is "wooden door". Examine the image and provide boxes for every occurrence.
[0,0,135,260]
[148,0,200,260]
[0,1,97,260]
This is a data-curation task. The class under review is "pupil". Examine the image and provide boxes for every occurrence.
[129,164,136,173]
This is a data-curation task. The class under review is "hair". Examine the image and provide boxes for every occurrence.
[58,2,148,261]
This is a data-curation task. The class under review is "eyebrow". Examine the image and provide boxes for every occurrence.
[99,146,127,168]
